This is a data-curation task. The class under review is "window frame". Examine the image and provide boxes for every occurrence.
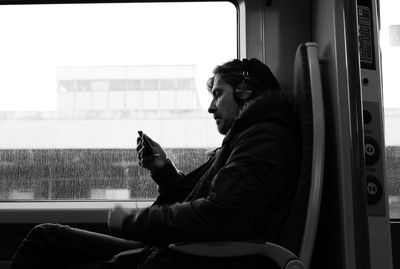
[0,0,266,223]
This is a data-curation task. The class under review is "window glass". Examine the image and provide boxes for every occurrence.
[380,0,400,217]
[0,2,237,201]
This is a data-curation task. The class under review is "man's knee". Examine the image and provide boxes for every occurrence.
[27,223,67,241]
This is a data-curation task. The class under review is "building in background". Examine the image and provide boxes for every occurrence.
[57,65,201,112]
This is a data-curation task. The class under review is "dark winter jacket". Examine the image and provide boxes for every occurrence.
[121,90,301,269]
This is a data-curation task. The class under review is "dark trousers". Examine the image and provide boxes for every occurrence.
[10,223,146,269]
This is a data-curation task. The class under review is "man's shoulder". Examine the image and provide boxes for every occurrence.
[230,119,300,155]
[238,120,293,139]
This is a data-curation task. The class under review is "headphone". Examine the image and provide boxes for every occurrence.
[234,58,255,101]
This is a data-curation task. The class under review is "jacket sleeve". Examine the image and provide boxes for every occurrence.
[151,159,184,187]
[150,157,215,205]
[122,127,290,246]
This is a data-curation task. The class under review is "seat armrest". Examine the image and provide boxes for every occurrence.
[169,241,305,269]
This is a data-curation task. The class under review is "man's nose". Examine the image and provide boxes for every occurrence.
[208,100,217,114]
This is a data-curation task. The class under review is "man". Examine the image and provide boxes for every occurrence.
[10,58,301,269]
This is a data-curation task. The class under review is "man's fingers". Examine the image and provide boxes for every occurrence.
[142,133,157,146]
[136,134,143,148]
[138,152,160,168]
[141,154,160,165]
[137,147,143,157]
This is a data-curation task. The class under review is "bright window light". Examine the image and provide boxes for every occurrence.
[380,0,400,218]
[0,2,237,201]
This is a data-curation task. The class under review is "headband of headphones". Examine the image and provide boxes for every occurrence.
[210,58,280,102]
[234,58,255,101]
[241,58,251,81]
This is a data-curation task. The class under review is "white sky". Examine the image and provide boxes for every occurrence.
[2,2,397,108]
[0,2,237,111]
[380,0,400,108]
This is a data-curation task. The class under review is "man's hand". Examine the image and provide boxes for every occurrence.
[136,131,167,173]
[108,204,131,236]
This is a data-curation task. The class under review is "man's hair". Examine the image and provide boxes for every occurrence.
[207,58,281,99]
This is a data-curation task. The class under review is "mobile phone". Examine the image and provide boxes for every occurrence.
[138,131,153,156]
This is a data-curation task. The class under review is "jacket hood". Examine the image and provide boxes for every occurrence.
[224,90,299,143]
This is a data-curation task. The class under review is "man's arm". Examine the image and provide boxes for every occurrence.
[136,131,187,190]
[122,127,293,246]
[151,157,216,205]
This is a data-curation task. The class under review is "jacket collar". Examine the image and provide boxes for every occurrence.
[222,90,297,144]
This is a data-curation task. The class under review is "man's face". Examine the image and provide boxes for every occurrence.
[208,74,240,135]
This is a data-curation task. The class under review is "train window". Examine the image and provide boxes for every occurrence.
[381,1,400,218]
[0,2,237,202]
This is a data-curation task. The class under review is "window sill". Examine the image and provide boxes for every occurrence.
[0,201,153,223]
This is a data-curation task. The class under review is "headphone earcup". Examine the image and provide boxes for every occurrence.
[235,81,253,100]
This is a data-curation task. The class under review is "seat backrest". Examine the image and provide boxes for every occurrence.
[278,42,325,269]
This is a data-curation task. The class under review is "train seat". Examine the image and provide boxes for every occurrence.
[169,42,326,269]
